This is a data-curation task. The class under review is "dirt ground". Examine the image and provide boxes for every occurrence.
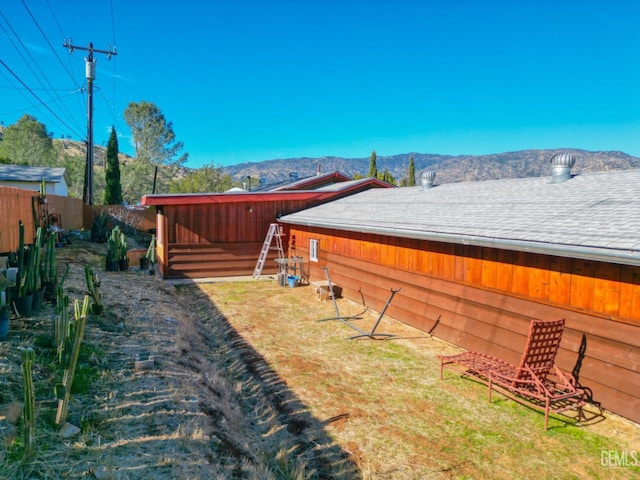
[1,240,638,479]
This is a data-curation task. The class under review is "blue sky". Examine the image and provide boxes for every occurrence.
[1,0,639,168]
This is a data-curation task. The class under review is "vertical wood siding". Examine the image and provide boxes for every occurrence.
[0,186,83,251]
[288,225,640,424]
[159,199,315,279]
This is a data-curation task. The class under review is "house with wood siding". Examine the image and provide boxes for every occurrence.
[279,163,640,424]
[141,174,392,279]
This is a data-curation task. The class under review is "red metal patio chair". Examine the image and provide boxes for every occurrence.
[439,319,587,430]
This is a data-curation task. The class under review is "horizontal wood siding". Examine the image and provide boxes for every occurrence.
[167,242,278,278]
[290,226,640,423]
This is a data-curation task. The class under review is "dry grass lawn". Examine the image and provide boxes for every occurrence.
[195,280,639,479]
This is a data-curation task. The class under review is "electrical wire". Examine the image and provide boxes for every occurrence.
[20,0,81,89]
[96,85,124,134]
[109,0,119,133]
[0,59,84,139]
[0,12,84,135]
[45,0,81,105]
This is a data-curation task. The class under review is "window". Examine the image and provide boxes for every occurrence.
[310,239,319,262]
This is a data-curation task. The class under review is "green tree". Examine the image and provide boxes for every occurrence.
[381,168,396,185]
[0,115,55,165]
[124,101,188,167]
[103,127,122,204]
[169,162,233,193]
[121,160,154,204]
[367,150,378,178]
[407,156,416,186]
[123,101,189,199]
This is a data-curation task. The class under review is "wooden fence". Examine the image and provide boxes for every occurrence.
[0,185,156,252]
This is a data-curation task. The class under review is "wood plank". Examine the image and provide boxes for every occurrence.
[481,248,498,289]
[548,256,572,305]
[570,260,596,311]
[619,267,640,320]
[511,251,530,297]
[495,249,515,292]
[593,263,621,316]
[527,253,550,300]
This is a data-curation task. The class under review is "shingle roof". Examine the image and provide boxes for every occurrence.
[0,165,69,184]
[280,169,640,266]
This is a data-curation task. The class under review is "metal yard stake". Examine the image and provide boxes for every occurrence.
[317,266,400,340]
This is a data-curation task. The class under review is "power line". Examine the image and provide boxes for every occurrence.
[0,58,83,138]
[110,0,118,135]
[95,85,124,133]
[0,11,84,135]
[20,0,81,89]
[44,0,80,99]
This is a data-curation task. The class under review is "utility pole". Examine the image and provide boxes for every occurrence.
[63,39,117,205]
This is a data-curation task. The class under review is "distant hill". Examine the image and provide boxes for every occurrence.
[45,139,640,190]
[223,149,640,186]
[53,138,135,167]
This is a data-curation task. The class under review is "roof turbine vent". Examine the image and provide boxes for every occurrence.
[550,152,576,183]
[420,170,436,190]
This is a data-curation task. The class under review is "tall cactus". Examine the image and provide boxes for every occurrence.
[21,347,36,459]
[54,285,70,358]
[55,296,89,427]
[119,234,128,261]
[43,233,57,286]
[17,221,26,297]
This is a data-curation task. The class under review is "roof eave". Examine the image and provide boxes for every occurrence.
[280,218,640,267]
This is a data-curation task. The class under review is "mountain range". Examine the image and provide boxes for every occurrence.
[223,149,640,185]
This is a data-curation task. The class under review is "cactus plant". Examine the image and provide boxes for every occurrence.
[84,266,103,314]
[21,347,36,459]
[54,285,70,359]
[42,233,58,300]
[55,296,89,427]
[17,221,26,297]
[106,226,128,271]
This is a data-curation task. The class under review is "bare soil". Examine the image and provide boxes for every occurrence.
[0,240,638,479]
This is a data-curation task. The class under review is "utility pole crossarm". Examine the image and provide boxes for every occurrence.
[63,39,117,58]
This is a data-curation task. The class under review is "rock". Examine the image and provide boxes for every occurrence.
[0,421,17,446]
[0,401,23,424]
[59,422,81,438]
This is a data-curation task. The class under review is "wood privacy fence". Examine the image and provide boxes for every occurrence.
[0,185,156,252]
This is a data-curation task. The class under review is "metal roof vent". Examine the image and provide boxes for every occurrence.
[420,170,436,190]
[289,172,299,182]
[550,153,576,183]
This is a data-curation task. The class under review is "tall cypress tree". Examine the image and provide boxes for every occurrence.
[407,156,416,186]
[103,127,123,205]
[368,150,378,178]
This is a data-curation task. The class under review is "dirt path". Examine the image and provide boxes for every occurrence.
[2,240,359,479]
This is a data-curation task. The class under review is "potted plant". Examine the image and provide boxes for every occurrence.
[106,226,128,271]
